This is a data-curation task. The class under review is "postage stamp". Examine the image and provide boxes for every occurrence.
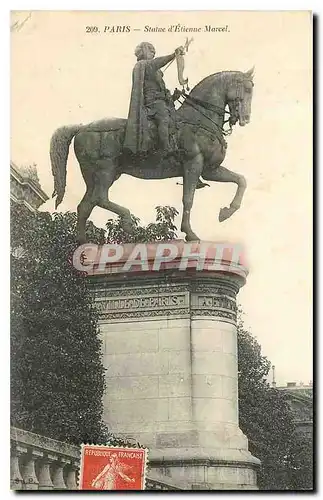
[78,444,148,490]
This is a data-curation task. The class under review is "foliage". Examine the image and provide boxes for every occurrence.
[11,204,179,446]
[288,431,313,490]
[11,205,108,444]
[105,206,179,243]
[237,312,313,490]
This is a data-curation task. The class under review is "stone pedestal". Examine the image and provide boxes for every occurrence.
[89,241,260,489]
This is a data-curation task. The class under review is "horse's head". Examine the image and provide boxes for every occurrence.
[226,67,254,127]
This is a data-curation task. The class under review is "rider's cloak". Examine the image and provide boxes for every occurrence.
[123,61,150,154]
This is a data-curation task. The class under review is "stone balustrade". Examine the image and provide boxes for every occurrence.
[10,426,183,491]
[10,427,79,490]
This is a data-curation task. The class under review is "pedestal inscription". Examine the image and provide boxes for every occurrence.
[94,277,239,324]
[96,290,189,320]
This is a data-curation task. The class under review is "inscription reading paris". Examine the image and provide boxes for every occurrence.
[105,295,186,311]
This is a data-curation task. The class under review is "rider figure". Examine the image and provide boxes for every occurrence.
[123,41,208,189]
[123,42,183,156]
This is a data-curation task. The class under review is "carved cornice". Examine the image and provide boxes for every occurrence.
[90,270,243,295]
[94,284,190,299]
[191,281,238,298]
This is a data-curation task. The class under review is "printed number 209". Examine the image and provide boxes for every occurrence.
[86,26,99,33]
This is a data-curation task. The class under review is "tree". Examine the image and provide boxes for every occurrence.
[288,430,313,490]
[237,313,313,490]
[11,204,178,446]
[105,206,179,243]
[11,205,107,444]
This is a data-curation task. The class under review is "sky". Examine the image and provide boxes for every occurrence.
[11,10,312,385]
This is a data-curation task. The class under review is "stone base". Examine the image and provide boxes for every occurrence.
[149,447,259,490]
[90,243,261,490]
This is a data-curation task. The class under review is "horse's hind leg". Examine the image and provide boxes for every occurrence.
[181,152,204,241]
[77,166,96,243]
[95,161,133,232]
[203,165,247,222]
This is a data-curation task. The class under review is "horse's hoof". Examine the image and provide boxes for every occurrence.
[185,234,200,242]
[219,206,236,222]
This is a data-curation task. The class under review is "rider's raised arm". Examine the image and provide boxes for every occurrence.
[150,53,175,70]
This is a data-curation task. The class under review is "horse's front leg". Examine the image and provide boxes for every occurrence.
[181,152,204,241]
[202,165,247,222]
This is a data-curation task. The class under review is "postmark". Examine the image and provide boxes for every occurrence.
[78,444,148,490]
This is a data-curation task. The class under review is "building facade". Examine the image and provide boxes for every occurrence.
[276,382,313,439]
[10,162,48,212]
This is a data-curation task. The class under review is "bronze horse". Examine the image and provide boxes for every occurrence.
[50,68,254,242]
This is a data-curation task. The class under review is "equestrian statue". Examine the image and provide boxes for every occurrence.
[50,40,254,242]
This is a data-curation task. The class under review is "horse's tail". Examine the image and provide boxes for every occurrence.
[50,124,82,209]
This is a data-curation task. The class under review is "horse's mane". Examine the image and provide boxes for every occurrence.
[189,70,244,96]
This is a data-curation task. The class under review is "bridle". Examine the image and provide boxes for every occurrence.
[177,90,238,137]
[163,39,252,138]
[176,77,253,139]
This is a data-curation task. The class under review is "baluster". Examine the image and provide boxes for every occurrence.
[22,449,43,490]
[66,462,79,490]
[38,453,56,490]
[10,445,26,490]
[52,458,69,490]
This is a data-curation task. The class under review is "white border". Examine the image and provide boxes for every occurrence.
[4,3,318,499]
[6,1,321,10]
